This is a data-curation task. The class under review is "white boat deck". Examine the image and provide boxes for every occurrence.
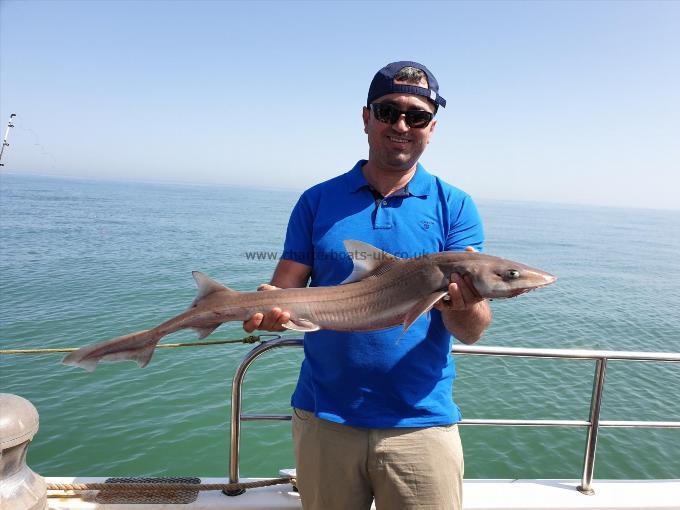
[46,477,680,510]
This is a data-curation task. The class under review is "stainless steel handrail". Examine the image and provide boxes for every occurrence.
[225,336,303,495]
[227,338,680,496]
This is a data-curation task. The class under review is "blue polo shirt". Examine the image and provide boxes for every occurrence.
[282,160,484,428]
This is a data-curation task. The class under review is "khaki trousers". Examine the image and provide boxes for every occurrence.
[292,408,464,510]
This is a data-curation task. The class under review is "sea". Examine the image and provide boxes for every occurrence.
[1,173,679,481]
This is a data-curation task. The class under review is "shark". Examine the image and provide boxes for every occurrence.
[62,240,556,371]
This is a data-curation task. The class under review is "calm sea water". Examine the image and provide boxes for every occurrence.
[1,173,679,480]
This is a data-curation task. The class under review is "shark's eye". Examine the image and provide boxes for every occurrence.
[505,269,521,280]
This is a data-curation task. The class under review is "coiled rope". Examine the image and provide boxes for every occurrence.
[0,334,280,355]
[47,476,295,493]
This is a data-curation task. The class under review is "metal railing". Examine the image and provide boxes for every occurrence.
[226,337,680,496]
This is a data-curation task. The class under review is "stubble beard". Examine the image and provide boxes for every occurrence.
[374,145,423,173]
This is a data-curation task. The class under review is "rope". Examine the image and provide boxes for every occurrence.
[46,476,294,493]
[0,335,273,355]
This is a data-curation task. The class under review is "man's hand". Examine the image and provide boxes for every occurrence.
[242,284,290,333]
[433,246,482,311]
[433,246,492,344]
[242,259,312,333]
[432,272,484,312]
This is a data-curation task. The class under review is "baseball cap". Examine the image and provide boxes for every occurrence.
[366,61,446,109]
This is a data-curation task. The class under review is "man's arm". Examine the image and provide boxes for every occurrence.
[270,259,312,288]
[243,259,312,332]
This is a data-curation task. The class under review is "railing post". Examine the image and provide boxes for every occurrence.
[224,341,252,496]
[225,337,303,496]
[577,357,607,495]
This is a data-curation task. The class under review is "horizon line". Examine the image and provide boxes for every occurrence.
[1,170,678,214]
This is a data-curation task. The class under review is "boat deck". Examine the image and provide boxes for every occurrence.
[46,477,680,509]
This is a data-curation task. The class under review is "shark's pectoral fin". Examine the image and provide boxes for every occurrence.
[340,240,401,284]
[402,291,449,333]
[191,324,220,340]
[281,318,321,332]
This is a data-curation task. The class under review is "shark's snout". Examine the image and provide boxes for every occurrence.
[542,272,558,285]
[466,263,557,299]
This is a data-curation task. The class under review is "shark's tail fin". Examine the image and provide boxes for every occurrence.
[62,329,162,372]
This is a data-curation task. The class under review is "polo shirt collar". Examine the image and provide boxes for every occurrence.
[345,160,433,197]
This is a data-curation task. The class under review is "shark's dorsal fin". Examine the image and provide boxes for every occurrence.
[340,240,401,284]
[190,272,235,309]
[192,271,233,297]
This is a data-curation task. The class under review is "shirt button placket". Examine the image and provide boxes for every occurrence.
[373,197,392,229]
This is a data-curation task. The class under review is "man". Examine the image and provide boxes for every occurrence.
[244,61,492,510]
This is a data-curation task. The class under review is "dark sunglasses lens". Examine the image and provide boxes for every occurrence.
[372,104,398,124]
[405,111,433,128]
[371,103,433,127]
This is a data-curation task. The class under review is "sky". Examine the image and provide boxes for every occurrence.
[0,0,678,210]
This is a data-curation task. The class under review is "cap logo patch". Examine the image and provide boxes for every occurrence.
[430,90,437,100]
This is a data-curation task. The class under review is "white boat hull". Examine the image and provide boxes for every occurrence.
[45,477,680,510]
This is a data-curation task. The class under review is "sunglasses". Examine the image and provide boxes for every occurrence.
[370,103,434,128]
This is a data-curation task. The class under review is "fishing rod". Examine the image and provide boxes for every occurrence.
[0,113,17,167]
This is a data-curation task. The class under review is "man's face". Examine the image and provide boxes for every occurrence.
[362,83,437,172]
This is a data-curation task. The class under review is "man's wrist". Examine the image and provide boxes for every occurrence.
[442,299,492,344]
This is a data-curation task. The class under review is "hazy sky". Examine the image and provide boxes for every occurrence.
[1,0,678,210]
